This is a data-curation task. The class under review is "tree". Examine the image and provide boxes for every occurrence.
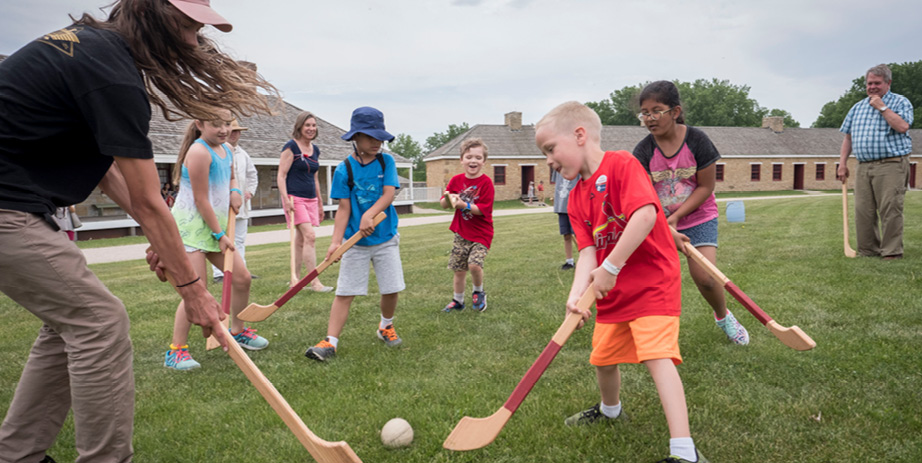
[387,133,425,181]
[813,60,922,129]
[425,122,470,153]
[587,78,801,128]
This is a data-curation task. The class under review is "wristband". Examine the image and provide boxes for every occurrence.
[601,259,621,276]
[230,188,243,195]
[176,276,200,288]
[465,201,472,211]
[211,230,226,241]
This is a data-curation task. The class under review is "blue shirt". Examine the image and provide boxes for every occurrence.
[330,152,400,246]
[840,91,914,162]
[282,139,320,198]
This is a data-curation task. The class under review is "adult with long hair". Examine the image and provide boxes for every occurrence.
[0,0,277,461]
[277,111,333,292]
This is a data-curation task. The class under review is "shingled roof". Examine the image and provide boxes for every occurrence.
[424,122,922,160]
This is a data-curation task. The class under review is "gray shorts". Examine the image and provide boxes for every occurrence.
[336,234,406,296]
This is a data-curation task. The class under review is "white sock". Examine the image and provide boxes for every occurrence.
[472,285,483,293]
[380,316,393,329]
[599,401,622,418]
[454,292,464,304]
[566,258,575,265]
[669,437,696,462]
[326,336,339,349]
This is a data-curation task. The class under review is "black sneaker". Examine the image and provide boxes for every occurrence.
[656,449,709,463]
[561,262,575,270]
[40,457,57,463]
[472,291,487,312]
[564,403,628,426]
[442,299,465,312]
[305,337,336,361]
[213,275,224,283]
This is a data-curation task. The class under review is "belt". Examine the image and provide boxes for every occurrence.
[860,155,907,164]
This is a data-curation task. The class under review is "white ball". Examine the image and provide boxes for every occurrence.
[380,417,413,448]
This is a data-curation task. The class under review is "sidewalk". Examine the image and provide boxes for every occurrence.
[81,193,842,265]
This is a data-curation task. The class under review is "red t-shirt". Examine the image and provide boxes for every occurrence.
[568,151,681,323]
[447,173,495,248]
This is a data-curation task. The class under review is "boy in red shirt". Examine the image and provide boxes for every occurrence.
[535,101,707,463]
[440,138,495,312]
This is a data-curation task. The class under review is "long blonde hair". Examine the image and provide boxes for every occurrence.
[75,0,280,122]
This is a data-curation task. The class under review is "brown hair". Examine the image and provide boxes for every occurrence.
[74,0,279,122]
[459,138,488,160]
[172,121,201,187]
[291,111,318,140]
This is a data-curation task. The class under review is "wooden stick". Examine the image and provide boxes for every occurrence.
[206,207,237,351]
[681,241,816,351]
[289,196,299,286]
[443,289,595,451]
[238,212,386,322]
[842,183,857,258]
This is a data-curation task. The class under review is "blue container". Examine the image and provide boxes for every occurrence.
[726,201,745,223]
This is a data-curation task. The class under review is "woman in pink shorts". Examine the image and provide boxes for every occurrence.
[277,111,333,292]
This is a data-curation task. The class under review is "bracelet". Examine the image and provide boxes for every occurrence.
[230,188,243,195]
[176,276,200,288]
[601,259,621,276]
[211,230,226,240]
[464,201,472,211]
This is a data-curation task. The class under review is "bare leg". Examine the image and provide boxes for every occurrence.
[296,222,326,289]
[645,358,690,438]
[327,295,354,338]
[453,271,466,295]
[563,233,574,260]
[380,292,398,319]
[596,364,621,406]
[171,251,208,347]
[205,251,252,334]
[686,245,727,319]
[469,264,484,288]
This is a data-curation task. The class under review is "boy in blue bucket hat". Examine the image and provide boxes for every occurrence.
[305,107,405,361]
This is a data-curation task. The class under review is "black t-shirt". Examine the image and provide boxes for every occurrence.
[0,25,152,214]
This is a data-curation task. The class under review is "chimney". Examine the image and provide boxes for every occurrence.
[238,60,257,71]
[505,111,522,130]
[762,116,784,133]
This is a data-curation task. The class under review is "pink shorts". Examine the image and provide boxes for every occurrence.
[287,196,321,227]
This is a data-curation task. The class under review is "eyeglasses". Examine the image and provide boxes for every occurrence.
[636,108,673,122]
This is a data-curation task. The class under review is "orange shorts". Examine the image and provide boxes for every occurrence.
[590,316,682,366]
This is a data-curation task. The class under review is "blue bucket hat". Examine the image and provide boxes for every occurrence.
[341,106,395,142]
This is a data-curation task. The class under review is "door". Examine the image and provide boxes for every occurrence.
[793,164,804,190]
[521,165,534,197]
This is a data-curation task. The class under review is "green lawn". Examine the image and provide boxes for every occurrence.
[2,193,921,462]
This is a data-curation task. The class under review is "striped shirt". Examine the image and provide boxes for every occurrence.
[839,91,913,162]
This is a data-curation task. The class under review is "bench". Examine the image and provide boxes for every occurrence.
[93,203,124,217]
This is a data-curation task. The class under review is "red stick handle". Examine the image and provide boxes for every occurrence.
[502,341,562,413]
[725,282,772,325]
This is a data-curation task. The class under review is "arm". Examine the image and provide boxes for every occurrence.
[325,198,351,260]
[314,170,323,223]
[186,145,234,252]
[837,134,852,182]
[100,156,228,348]
[869,96,911,133]
[244,152,258,200]
[666,163,716,228]
[277,149,294,214]
[589,204,657,300]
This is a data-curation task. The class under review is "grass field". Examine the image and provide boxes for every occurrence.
[2,193,921,462]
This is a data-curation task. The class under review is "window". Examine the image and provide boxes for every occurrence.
[750,164,761,181]
[494,166,506,185]
[270,168,279,190]
[157,166,170,186]
[773,164,783,181]
[715,164,725,182]
[815,164,825,181]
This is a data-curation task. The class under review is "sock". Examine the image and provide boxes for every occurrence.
[599,401,622,418]
[669,437,696,462]
[326,336,339,349]
[566,258,575,265]
[473,285,483,293]
[454,292,464,304]
[380,316,393,329]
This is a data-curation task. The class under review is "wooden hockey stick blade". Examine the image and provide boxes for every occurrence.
[443,290,594,451]
[842,183,857,258]
[238,212,387,322]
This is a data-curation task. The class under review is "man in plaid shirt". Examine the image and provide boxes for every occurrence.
[838,64,913,260]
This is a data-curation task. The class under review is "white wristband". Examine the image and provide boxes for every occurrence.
[601,259,621,276]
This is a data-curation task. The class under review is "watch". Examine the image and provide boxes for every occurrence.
[878,105,888,112]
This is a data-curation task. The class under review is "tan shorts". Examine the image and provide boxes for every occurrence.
[448,234,488,272]
[590,316,682,366]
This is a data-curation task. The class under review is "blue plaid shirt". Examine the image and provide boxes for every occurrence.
[840,91,913,162]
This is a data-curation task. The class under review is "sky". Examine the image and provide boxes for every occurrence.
[2,0,920,146]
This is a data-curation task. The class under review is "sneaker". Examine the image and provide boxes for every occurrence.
[472,291,487,312]
[564,403,628,426]
[377,324,402,347]
[309,285,334,293]
[657,449,709,463]
[251,274,260,279]
[442,299,465,312]
[561,262,575,270]
[305,337,336,361]
[213,275,223,283]
[164,346,201,370]
[40,457,57,463]
[232,327,269,351]
[716,309,750,345]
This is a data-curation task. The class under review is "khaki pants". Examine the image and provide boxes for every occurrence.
[0,209,134,463]
[854,155,910,257]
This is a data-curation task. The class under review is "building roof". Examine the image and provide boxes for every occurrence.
[424,121,922,161]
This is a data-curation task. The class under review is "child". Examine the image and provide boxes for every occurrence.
[633,81,749,345]
[535,101,707,463]
[440,138,495,312]
[537,179,546,203]
[165,114,269,370]
[551,169,578,270]
[305,107,405,361]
